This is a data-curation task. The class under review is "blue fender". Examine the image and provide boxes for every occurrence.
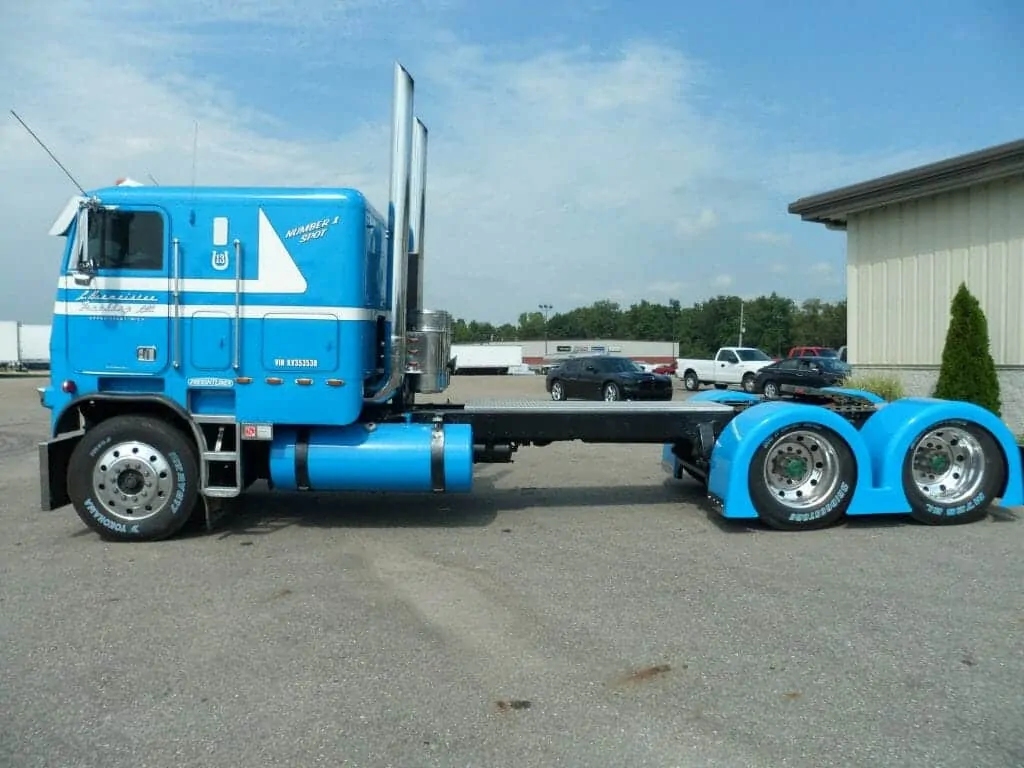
[687,390,760,405]
[818,386,886,405]
[707,401,875,519]
[858,397,1024,508]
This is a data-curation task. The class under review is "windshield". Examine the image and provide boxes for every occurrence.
[603,357,645,373]
[819,358,851,373]
[736,348,772,362]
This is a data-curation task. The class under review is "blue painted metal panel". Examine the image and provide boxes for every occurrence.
[858,397,1024,508]
[43,185,401,433]
[268,423,474,493]
[707,401,879,519]
[687,390,760,405]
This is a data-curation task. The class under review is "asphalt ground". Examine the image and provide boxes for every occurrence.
[1,373,1022,767]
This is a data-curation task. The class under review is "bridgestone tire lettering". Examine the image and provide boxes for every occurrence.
[747,422,857,531]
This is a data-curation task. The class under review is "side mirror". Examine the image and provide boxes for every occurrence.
[71,206,96,285]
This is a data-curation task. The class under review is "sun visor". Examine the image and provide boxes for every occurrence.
[48,196,87,237]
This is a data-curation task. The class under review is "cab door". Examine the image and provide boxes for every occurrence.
[64,204,173,376]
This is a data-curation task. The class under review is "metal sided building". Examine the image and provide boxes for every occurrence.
[788,138,1024,423]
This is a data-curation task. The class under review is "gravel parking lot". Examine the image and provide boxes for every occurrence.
[1,373,1023,767]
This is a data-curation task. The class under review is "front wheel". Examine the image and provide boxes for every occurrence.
[763,380,779,399]
[66,415,200,542]
[747,424,857,530]
[550,380,567,401]
[902,420,1005,525]
[741,373,756,393]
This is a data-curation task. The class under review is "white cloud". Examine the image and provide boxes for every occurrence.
[711,274,734,289]
[676,208,719,236]
[745,230,791,245]
[0,0,942,325]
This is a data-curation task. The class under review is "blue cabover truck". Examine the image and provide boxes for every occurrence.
[32,62,1024,541]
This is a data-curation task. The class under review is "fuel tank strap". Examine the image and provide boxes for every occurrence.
[295,427,312,491]
[430,420,445,492]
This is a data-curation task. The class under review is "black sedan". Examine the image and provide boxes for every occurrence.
[545,355,674,401]
[752,356,852,399]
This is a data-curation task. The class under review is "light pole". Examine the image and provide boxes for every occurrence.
[539,303,553,356]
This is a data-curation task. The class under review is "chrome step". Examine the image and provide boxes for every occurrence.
[203,450,239,462]
[203,486,241,498]
[192,416,244,496]
[193,414,237,424]
[461,398,735,414]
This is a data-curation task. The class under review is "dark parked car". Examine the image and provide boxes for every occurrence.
[753,356,851,399]
[545,355,674,402]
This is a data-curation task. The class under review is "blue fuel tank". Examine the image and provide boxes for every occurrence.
[268,422,474,493]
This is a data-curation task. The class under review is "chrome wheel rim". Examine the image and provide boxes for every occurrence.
[762,429,841,510]
[910,426,986,505]
[91,440,174,524]
[604,385,617,401]
[764,382,778,399]
[551,382,563,400]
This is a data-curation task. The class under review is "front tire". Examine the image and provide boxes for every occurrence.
[741,373,756,393]
[66,415,200,542]
[550,380,567,401]
[747,424,857,531]
[763,380,779,399]
[683,371,699,391]
[902,420,1005,525]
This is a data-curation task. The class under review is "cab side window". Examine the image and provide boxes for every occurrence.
[87,210,165,271]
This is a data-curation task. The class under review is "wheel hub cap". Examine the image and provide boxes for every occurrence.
[91,440,175,524]
[910,426,985,505]
[762,430,842,511]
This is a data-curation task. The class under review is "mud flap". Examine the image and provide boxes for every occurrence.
[38,430,84,511]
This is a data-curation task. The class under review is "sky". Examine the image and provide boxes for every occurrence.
[1,0,1021,325]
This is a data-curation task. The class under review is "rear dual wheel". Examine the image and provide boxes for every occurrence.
[902,420,1004,525]
[748,424,856,531]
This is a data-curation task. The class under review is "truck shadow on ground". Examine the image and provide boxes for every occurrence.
[193,469,1020,540]
[201,468,718,540]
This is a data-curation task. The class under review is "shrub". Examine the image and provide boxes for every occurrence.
[933,282,1001,416]
[840,372,906,402]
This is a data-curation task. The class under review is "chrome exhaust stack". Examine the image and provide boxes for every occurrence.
[403,99,453,395]
[407,118,428,319]
[366,61,415,404]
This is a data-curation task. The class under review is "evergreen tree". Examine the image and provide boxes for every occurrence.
[933,282,1001,416]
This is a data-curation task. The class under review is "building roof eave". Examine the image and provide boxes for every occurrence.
[787,138,1024,227]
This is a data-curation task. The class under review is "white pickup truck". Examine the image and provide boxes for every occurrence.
[676,346,775,393]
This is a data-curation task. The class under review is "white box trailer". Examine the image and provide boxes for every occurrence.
[18,323,51,369]
[451,344,524,375]
[0,321,18,370]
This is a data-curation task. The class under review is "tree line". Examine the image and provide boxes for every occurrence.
[451,293,847,359]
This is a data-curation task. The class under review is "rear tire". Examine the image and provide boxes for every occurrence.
[902,420,1005,525]
[550,380,567,401]
[603,382,621,401]
[747,424,856,531]
[683,371,699,391]
[763,380,779,399]
[66,415,200,542]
